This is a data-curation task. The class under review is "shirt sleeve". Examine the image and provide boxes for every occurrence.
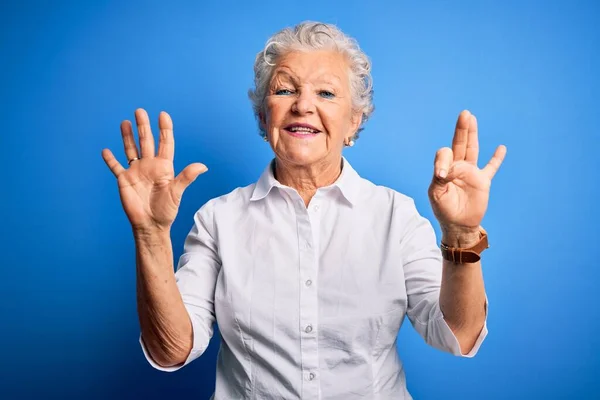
[400,199,488,358]
[139,201,221,371]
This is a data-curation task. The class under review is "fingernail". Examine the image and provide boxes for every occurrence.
[439,169,447,178]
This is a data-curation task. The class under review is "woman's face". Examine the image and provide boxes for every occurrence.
[261,50,362,168]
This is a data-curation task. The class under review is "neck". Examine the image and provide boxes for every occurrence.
[274,156,343,206]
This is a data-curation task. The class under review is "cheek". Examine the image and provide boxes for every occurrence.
[265,102,285,126]
[322,106,352,134]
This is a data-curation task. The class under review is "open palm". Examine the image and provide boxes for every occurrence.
[101,109,207,232]
[428,110,506,232]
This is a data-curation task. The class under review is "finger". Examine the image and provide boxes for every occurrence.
[120,120,140,162]
[465,113,479,165]
[482,145,507,180]
[157,111,174,160]
[452,110,471,161]
[433,147,453,180]
[173,163,208,198]
[101,148,125,177]
[134,108,155,158]
[444,161,471,183]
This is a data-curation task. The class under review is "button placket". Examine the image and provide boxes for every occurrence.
[296,195,319,398]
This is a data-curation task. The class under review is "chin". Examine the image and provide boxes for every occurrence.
[279,147,325,167]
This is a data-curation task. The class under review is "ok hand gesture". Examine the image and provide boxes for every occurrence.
[428,110,507,238]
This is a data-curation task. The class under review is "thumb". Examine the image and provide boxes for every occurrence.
[173,163,208,197]
[444,161,471,182]
[429,161,468,194]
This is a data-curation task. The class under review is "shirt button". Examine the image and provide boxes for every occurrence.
[305,279,312,287]
[313,205,320,211]
[309,372,316,380]
[305,325,313,333]
[304,241,311,250]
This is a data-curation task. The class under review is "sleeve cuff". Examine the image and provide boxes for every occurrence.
[435,296,489,358]
[139,305,206,372]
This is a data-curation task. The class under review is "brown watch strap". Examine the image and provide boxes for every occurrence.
[440,227,489,264]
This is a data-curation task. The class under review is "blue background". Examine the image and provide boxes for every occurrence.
[2,0,598,399]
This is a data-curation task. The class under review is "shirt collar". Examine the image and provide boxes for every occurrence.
[250,156,361,206]
[250,159,280,202]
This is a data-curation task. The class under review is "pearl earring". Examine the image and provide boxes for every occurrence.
[264,135,269,142]
[345,138,355,147]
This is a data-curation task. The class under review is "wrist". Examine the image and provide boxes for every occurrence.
[440,225,481,248]
[133,225,171,242]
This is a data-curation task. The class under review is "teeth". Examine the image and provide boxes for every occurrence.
[289,126,317,133]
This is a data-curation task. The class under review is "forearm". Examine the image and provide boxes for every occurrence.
[438,228,487,354]
[134,228,192,367]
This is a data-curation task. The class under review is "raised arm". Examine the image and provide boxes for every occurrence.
[102,108,208,367]
[428,110,506,353]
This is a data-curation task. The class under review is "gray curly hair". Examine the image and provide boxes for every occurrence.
[248,21,374,140]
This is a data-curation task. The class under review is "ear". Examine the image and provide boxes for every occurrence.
[350,111,363,136]
[259,111,267,131]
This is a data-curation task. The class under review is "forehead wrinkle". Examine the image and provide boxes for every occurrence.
[306,64,349,91]
[270,68,298,86]
[312,73,343,87]
[273,57,347,84]
[271,72,346,94]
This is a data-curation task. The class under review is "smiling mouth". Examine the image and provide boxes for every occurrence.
[284,124,321,135]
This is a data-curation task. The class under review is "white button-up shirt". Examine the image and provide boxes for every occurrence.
[140,157,488,399]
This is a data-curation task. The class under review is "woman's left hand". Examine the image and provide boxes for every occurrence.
[428,110,507,238]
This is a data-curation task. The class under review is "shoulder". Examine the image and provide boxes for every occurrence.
[359,179,438,249]
[352,177,437,250]
[354,175,437,242]
[195,182,257,221]
[356,176,419,215]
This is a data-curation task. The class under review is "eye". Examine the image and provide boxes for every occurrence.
[319,90,335,99]
[275,89,294,95]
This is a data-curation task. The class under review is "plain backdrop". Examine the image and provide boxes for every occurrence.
[2,0,599,399]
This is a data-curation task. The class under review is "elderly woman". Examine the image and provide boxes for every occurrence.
[102,22,506,399]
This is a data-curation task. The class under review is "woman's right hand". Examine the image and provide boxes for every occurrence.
[101,108,208,233]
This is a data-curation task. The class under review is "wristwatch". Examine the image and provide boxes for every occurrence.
[440,227,489,264]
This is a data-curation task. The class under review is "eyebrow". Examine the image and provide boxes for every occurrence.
[313,75,342,86]
[271,69,342,87]
[271,70,299,85]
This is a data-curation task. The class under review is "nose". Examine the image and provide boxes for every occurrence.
[292,90,315,115]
